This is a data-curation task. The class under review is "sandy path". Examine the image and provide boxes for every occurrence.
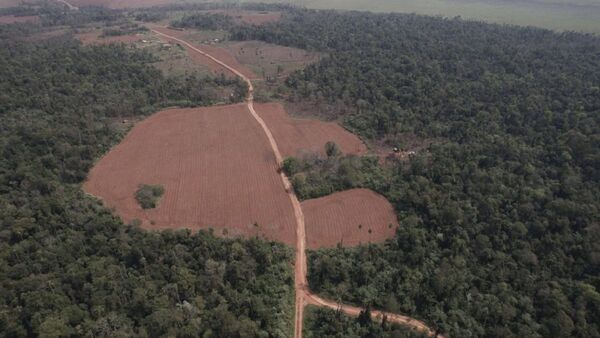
[149,26,441,338]
[56,0,78,10]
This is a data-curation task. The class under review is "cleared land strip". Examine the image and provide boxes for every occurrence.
[150,26,441,338]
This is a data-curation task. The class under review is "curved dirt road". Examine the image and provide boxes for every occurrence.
[150,27,441,338]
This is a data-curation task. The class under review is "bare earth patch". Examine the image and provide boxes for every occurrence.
[254,102,367,158]
[301,188,399,249]
[84,104,297,245]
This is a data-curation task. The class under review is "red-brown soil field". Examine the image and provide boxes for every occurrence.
[254,102,368,158]
[301,188,399,249]
[150,25,258,80]
[0,15,39,24]
[83,104,297,245]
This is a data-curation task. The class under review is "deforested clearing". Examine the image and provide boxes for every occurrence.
[254,102,367,158]
[151,25,258,80]
[227,40,321,78]
[301,188,398,248]
[83,104,297,245]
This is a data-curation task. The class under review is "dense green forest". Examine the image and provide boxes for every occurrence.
[304,306,428,338]
[170,13,235,30]
[2,3,599,337]
[232,8,600,338]
[0,14,292,337]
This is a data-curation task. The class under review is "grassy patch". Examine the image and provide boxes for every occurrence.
[135,184,165,209]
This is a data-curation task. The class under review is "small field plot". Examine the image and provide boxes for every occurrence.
[254,102,367,158]
[302,188,398,249]
[151,25,258,80]
[226,40,321,80]
[0,0,21,8]
[84,103,297,245]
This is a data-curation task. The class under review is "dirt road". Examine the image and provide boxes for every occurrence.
[150,26,441,338]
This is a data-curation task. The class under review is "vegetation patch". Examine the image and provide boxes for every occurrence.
[135,184,165,209]
[283,145,389,201]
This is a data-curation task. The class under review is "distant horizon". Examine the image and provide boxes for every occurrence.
[240,0,600,33]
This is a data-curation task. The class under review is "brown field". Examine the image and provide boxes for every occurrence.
[83,104,297,245]
[226,40,320,79]
[302,188,399,249]
[75,31,141,45]
[0,0,20,9]
[0,15,39,24]
[254,102,367,158]
[150,25,258,80]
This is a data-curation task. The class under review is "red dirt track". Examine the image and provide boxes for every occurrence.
[83,104,297,245]
[302,189,398,248]
[254,102,367,158]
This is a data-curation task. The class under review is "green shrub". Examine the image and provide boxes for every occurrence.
[282,157,300,176]
[135,184,165,209]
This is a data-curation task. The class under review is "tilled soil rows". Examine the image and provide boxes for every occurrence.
[84,104,297,245]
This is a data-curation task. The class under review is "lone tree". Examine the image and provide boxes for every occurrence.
[357,304,372,326]
[135,184,165,209]
[325,141,340,157]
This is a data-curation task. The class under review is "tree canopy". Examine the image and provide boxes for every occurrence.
[233,8,600,337]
